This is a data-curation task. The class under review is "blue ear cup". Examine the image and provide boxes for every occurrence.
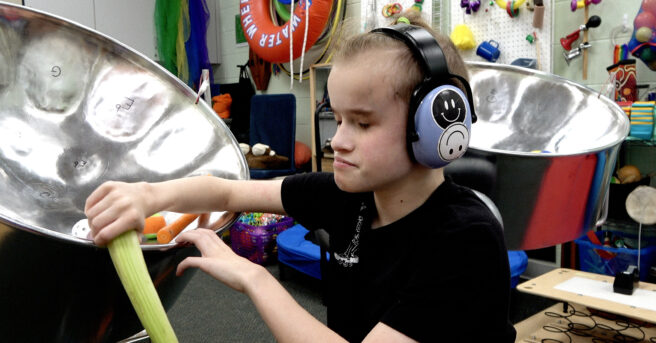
[412,85,472,168]
[372,23,476,168]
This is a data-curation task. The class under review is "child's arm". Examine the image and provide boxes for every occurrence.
[85,176,284,246]
[176,229,348,343]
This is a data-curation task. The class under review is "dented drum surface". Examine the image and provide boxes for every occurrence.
[462,62,629,250]
[0,3,248,341]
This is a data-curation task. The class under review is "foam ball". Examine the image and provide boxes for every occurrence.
[643,0,656,15]
[294,141,311,168]
[636,26,653,42]
[634,11,656,31]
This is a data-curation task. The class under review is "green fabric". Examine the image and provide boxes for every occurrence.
[155,0,181,75]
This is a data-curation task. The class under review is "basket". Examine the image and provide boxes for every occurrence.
[229,214,294,264]
[575,230,656,281]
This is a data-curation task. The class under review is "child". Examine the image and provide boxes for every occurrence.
[85,12,516,342]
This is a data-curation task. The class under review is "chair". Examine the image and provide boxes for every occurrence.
[445,154,528,288]
[248,94,296,179]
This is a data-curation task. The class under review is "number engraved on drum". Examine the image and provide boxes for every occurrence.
[51,66,61,77]
[486,89,497,103]
[115,97,135,112]
[74,160,87,169]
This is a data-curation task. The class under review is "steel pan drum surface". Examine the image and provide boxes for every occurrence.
[464,62,629,250]
[0,3,248,342]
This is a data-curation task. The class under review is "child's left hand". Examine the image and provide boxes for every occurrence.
[176,229,262,294]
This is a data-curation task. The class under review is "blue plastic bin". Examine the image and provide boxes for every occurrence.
[575,231,656,281]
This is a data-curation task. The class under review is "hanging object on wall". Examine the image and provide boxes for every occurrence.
[628,0,656,71]
[493,0,527,18]
[476,40,501,62]
[560,15,601,51]
[239,0,333,63]
[570,0,601,12]
[532,0,545,28]
[382,2,403,17]
[560,15,600,72]
[460,0,481,14]
[410,0,424,12]
[450,24,476,50]
[563,42,590,65]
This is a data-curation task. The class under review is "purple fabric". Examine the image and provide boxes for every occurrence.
[185,0,212,87]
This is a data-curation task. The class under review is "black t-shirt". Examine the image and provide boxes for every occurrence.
[281,173,516,342]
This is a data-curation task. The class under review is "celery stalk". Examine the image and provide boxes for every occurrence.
[108,230,178,343]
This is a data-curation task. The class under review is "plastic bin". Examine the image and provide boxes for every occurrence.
[575,231,656,281]
[229,214,294,264]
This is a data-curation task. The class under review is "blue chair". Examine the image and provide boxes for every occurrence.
[249,94,296,179]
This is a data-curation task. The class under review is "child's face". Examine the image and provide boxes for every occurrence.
[327,50,415,193]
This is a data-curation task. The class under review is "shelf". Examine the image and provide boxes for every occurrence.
[310,63,333,172]
[625,137,656,147]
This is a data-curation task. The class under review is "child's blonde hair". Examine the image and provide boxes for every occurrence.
[332,11,469,107]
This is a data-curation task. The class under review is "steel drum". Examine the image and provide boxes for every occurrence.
[0,3,248,342]
[460,62,630,250]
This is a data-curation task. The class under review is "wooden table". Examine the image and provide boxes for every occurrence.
[516,268,656,323]
[514,302,656,343]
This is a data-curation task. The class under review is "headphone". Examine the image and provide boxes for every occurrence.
[371,24,477,169]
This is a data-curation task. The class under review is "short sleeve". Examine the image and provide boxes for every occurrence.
[281,172,341,230]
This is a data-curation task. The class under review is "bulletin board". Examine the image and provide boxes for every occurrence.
[450,1,553,73]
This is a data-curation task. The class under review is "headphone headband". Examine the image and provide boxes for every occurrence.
[372,25,449,84]
[371,24,477,123]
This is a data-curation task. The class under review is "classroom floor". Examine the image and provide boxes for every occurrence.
[158,262,556,343]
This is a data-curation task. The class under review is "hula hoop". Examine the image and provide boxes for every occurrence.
[274,0,291,22]
[240,0,334,63]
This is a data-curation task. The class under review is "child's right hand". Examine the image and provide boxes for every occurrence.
[85,181,154,246]
[175,228,263,294]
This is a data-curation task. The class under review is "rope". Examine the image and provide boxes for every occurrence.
[289,0,294,89]
[299,0,310,83]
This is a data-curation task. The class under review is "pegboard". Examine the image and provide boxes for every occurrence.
[450,1,553,72]
[360,1,433,32]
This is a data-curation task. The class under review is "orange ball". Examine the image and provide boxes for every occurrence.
[294,141,311,168]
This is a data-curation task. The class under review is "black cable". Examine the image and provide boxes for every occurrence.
[535,303,651,343]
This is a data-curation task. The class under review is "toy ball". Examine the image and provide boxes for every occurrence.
[643,0,656,15]
[636,26,653,42]
[634,11,656,29]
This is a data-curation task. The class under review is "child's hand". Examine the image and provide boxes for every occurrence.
[85,181,152,246]
[176,229,261,294]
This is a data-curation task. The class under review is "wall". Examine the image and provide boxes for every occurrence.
[215,1,361,147]
[552,0,656,92]
[551,0,656,186]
